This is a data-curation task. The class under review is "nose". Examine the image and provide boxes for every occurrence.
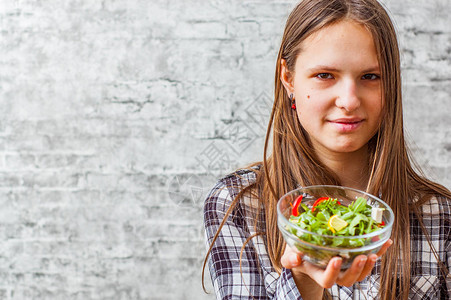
[335,79,361,112]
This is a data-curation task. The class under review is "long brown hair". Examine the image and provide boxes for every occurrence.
[203,0,451,299]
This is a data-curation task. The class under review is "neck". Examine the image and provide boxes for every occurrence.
[316,145,370,191]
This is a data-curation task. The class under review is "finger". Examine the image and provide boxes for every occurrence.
[300,257,342,289]
[376,239,393,257]
[336,255,367,287]
[346,239,393,284]
[281,246,302,269]
[320,257,343,288]
[356,254,377,282]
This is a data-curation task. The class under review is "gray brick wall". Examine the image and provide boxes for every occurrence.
[0,0,449,299]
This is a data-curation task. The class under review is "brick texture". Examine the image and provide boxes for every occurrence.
[0,0,450,299]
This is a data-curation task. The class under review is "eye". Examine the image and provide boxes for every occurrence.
[316,73,334,79]
[362,73,380,80]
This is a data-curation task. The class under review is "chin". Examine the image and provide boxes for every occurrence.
[330,142,366,154]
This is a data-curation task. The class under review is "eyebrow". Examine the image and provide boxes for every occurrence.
[307,65,381,73]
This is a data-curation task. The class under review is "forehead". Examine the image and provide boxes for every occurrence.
[295,20,379,70]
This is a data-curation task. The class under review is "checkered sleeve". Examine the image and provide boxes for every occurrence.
[204,174,303,299]
[446,236,451,297]
[444,199,451,297]
[274,268,304,299]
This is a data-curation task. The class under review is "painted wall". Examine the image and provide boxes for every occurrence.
[0,0,450,299]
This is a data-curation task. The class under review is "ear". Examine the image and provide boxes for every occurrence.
[280,59,295,95]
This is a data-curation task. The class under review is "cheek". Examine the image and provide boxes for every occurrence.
[370,96,384,121]
[296,93,329,115]
[295,96,327,131]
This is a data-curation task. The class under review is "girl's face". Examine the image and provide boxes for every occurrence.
[281,20,383,157]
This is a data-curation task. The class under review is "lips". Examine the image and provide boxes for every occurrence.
[330,118,363,124]
[328,118,364,132]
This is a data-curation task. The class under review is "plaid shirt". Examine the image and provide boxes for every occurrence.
[204,168,451,299]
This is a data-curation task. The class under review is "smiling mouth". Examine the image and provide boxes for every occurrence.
[328,119,364,132]
[335,121,362,125]
[330,118,363,124]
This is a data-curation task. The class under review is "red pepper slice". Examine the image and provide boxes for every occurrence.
[311,197,341,212]
[311,197,329,212]
[377,220,385,227]
[291,195,303,216]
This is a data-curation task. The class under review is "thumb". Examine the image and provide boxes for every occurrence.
[281,249,302,269]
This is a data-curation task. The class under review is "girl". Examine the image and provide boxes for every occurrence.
[203,0,451,299]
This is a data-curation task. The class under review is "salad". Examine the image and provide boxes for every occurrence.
[288,195,385,248]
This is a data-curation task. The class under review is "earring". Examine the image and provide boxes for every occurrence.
[290,93,296,110]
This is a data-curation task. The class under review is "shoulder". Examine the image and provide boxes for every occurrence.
[204,166,260,210]
[420,194,451,218]
[415,195,451,246]
[203,166,261,223]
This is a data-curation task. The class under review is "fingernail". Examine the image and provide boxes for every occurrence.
[370,255,377,263]
[334,257,342,268]
[359,258,367,268]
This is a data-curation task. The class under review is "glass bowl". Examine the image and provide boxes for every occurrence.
[277,185,394,269]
